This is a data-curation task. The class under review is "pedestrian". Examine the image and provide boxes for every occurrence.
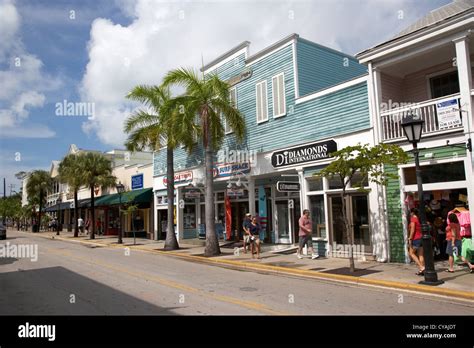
[445,213,474,273]
[242,213,251,254]
[296,209,319,260]
[96,218,102,235]
[408,208,425,276]
[85,218,90,235]
[78,217,84,234]
[248,217,261,259]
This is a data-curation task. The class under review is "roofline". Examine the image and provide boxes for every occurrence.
[200,41,250,72]
[356,8,474,62]
[298,37,360,60]
[245,33,299,64]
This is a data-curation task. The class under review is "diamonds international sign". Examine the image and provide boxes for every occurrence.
[271,140,337,168]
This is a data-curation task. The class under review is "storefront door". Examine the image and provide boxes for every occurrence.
[329,194,372,253]
[275,198,300,244]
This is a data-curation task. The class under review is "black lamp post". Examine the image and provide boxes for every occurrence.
[56,196,62,236]
[401,114,443,286]
[116,182,125,244]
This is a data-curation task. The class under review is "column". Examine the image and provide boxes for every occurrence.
[248,177,256,216]
[454,35,474,241]
[176,187,184,241]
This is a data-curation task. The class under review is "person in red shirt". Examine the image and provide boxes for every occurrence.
[296,209,319,260]
[408,208,425,276]
[445,213,474,273]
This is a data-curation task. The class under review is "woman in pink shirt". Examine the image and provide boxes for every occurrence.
[296,209,319,260]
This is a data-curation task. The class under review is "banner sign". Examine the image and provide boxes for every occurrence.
[271,140,337,168]
[226,187,244,197]
[276,181,301,192]
[163,171,193,186]
[436,99,461,130]
[213,162,250,178]
[184,189,201,199]
[131,174,144,190]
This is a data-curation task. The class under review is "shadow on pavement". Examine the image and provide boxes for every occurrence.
[0,257,18,265]
[0,266,181,315]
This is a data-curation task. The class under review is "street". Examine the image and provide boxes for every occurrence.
[1,230,473,315]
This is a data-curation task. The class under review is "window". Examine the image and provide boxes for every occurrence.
[351,171,369,187]
[307,177,323,192]
[225,88,237,134]
[309,195,326,238]
[403,161,465,185]
[256,80,268,123]
[272,73,286,117]
[429,71,459,98]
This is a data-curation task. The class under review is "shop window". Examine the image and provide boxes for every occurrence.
[307,177,323,191]
[328,175,344,190]
[309,195,326,238]
[429,71,459,99]
[351,171,369,187]
[256,80,268,123]
[216,192,225,201]
[403,161,465,185]
[183,204,196,229]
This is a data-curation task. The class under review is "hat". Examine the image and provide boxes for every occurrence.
[245,213,251,216]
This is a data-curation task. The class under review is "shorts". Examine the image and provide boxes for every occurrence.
[299,234,313,249]
[411,239,422,250]
[243,234,250,244]
[249,235,259,244]
[446,239,462,256]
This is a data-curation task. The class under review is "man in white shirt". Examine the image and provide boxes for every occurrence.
[78,217,84,234]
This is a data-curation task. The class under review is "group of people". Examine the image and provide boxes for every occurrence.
[77,217,91,235]
[241,209,319,260]
[408,208,474,275]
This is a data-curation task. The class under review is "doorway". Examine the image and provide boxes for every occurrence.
[329,194,371,253]
[231,201,249,241]
[275,198,300,244]
[157,209,167,240]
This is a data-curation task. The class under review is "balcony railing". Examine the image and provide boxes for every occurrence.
[380,94,463,141]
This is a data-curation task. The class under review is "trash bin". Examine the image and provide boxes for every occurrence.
[0,223,6,240]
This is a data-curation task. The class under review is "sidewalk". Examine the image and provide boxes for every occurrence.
[18,228,474,300]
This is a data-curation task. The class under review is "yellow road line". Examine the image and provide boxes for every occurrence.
[46,247,287,315]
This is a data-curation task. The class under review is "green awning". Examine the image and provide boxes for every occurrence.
[94,188,153,206]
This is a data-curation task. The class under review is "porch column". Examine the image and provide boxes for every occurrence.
[176,187,184,241]
[454,35,474,239]
[248,177,256,216]
[297,169,307,213]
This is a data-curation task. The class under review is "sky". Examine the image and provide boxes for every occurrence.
[0,0,451,195]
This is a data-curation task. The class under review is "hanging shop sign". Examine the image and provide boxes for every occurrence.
[227,68,253,87]
[213,162,250,178]
[131,173,144,190]
[226,187,245,197]
[271,140,337,168]
[436,99,461,130]
[276,181,301,192]
[163,171,193,186]
[184,189,201,199]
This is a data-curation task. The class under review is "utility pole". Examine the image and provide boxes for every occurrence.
[3,178,6,225]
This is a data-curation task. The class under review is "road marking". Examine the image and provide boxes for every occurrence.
[45,247,288,315]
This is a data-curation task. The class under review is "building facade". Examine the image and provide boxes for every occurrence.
[357,0,474,262]
[152,33,396,261]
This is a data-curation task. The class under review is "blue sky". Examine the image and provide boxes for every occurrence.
[0,0,450,195]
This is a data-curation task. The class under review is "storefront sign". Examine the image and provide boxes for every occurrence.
[276,181,301,192]
[271,140,337,168]
[184,189,201,199]
[227,68,253,87]
[131,174,144,190]
[163,171,193,186]
[213,162,250,178]
[226,188,244,197]
[436,99,461,130]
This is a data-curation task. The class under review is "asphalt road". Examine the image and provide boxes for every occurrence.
[1,230,473,315]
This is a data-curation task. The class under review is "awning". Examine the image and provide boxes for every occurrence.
[94,188,153,206]
[44,201,74,212]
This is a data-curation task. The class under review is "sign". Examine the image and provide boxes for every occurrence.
[131,174,144,190]
[213,162,250,178]
[226,188,244,197]
[271,140,337,168]
[436,99,461,130]
[227,68,253,87]
[163,171,193,186]
[184,189,201,199]
[276,181,301,192]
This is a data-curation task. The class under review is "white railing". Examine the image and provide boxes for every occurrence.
[380,94,463,141]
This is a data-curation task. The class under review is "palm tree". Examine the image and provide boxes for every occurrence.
[78,152,116,240]
[125,85,196,250]
[26,170,53,232]
[58,154,84,237]
[163,69,246,256]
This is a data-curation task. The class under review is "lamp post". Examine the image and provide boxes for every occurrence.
[401,114,443,286]
[116,182,125,244]
[56,196,62,236]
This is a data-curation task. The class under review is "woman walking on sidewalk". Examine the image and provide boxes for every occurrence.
[408,208,425,276]
[445,213,474,273]
[249,217,261,259]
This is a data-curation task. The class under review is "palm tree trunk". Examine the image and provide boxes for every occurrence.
[164,147,179,250]
[38,191,43,232]
[73,190,79,237]
[90,185,95,240]
[204,123,220,257]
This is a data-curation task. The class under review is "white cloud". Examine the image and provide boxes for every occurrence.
[80,0,447,147]
[0,0,59,138]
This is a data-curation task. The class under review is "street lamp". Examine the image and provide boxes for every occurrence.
[116,182,125,244]
[401,113,443,286]
[56,196,62,236]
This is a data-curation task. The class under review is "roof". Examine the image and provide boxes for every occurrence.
[201,41,250,72]
[357,0,474,59]
[245,33,299,64]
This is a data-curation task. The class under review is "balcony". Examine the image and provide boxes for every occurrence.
[380,94,464,142]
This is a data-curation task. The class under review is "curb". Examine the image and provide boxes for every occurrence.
[25,231,474,301]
